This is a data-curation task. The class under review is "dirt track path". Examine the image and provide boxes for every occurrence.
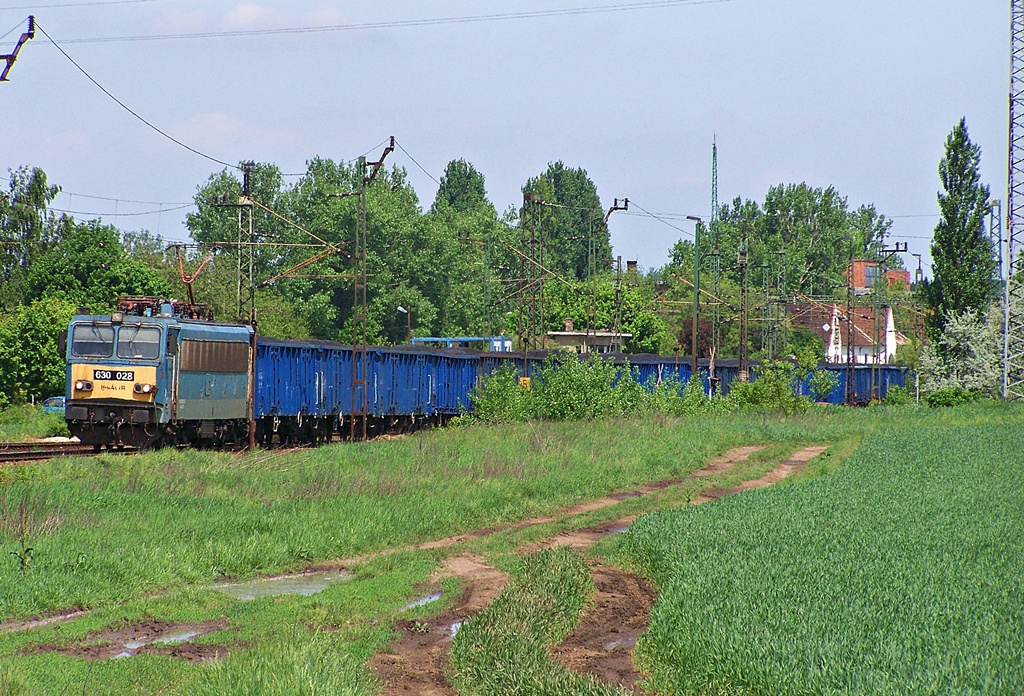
[544,445,828,693]
[370,444,781,696]
[0,446,766,636]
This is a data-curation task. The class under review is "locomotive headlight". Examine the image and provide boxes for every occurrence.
[133,383,156,394]
[75,380,93,392]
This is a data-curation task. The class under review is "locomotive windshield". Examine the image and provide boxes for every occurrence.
[116,325,162,360]
[71,323,115,358]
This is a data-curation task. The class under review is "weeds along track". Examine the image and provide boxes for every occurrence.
[0,441,98,464]
[0,440,316,465]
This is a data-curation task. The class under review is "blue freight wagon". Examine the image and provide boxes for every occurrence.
[66,298,913,450]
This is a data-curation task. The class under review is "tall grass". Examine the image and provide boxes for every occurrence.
[623,421,1024,695]
[0,405,68,442]
[0,403,1018,619]
[450,547,622,696]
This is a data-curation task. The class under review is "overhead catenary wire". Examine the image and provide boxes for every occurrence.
[3,0,162,10]
[394,140,440,186]
[279,137,396,177]
[50,203,192,217]
[43,0,735,45]
[0,18,28,42]
[626,200,700,239]
[35,21,239,170]
[59,191,190,206]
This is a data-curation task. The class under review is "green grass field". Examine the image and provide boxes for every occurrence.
[0,402,1018,694]
[623,421,1024,695]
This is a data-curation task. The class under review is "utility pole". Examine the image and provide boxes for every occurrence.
[737,224,750,382]
[710,140,722,362]
[613,256,624,352]
[1007,0,1024,401]
[349,138,395,440]
[211,162,257,324]
[845,238,856,405]
[0,16,33,82]
[589,199,628,347]
[518,193,545,353]
[238,162,256,325]
[870,242,907,398]
[760,251,786,359]
[991,200,1004,283]
[688,215,703,383]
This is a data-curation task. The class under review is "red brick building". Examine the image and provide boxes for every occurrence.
[845,260,911,292]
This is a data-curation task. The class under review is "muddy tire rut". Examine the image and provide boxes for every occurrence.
[372,444,830,695]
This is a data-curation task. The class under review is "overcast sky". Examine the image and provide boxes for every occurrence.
[0,0,1010,275]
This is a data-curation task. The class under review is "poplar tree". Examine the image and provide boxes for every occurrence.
[924,118,996,337]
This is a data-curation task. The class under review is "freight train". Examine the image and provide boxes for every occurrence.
[63,297,909,450]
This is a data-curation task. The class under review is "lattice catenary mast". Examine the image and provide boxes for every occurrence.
[710,140,722,362]
[1006,0,1024,400]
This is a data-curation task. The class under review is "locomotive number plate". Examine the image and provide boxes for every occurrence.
[94,369,134,381]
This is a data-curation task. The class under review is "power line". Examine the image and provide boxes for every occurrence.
[50,203,192,216]
[45,0,734,44]
[394,140,440,186]
[280,137,395,177]
[624,202,700,238]
[0,18,27,42]
[59,191,190,206]
[4,0,163,10]
[35,21,239,170]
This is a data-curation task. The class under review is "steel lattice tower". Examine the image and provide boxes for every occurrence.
[1006,0,1024,400]
[710,141,722,360]
[518,194,546,352]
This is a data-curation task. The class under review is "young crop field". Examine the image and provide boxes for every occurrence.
[0,402,1018,694]
[623,420,1024,695]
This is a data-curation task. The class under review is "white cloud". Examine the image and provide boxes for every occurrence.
[221,4,274,30]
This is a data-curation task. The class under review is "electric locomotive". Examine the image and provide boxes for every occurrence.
[64,297,254,449]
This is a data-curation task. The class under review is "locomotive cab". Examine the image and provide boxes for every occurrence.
[65,311,172,449]
[65,297,255,450]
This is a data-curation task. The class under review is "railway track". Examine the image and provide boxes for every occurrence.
[0,441,98,464]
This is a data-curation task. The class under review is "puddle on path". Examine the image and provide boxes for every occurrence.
[47,621,227,661]
[609,524,631,534]
[403,592,442,610]
[214,570,353,600]
[602,635,637,650]
[450,620,463,637]
[154,630,201,644]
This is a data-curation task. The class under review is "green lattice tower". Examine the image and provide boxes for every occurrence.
[710,141,722,357]
[1006,0,1024,400]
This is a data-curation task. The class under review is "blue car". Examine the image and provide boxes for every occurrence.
[41,396,65,416]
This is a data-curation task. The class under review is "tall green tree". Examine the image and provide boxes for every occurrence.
[26,219,171,311]
[432,159,489,214]
[0,298,76,402]
[0,167,64,309]
[923,118,995,337]
[522,162,608,281]
[716,184,888,297]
